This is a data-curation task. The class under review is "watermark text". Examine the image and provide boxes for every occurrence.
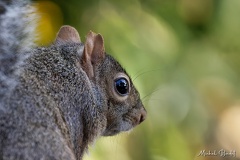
[197,149,236,158]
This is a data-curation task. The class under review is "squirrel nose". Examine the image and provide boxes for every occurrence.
[139,107,147,124]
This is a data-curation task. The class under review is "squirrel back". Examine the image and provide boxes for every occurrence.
[0,1,146,160]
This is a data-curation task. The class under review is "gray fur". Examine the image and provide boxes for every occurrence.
[0,0,36,101]
[1,44,101,159]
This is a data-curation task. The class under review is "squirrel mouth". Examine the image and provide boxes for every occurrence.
[102,121,134,136]
[102,129,119,136]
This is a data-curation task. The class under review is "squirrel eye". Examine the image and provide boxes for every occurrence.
[114,78,129,96]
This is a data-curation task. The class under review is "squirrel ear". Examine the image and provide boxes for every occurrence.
[81,31,105,78]
[55,25,81,45]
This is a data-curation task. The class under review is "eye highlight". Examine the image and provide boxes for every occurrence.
[114,77,129,96]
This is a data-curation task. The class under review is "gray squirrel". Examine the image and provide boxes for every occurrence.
[0,0,147,160]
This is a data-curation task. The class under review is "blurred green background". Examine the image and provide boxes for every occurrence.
[33,0,240,159]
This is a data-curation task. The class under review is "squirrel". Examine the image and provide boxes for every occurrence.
[0,0,147,160]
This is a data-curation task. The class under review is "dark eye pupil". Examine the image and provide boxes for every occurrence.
[115,78,129,95]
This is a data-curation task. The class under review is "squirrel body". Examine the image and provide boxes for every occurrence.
[0,1,146,160]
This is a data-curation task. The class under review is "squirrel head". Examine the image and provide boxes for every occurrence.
[98,55,147,136]
[55,26,146,136]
